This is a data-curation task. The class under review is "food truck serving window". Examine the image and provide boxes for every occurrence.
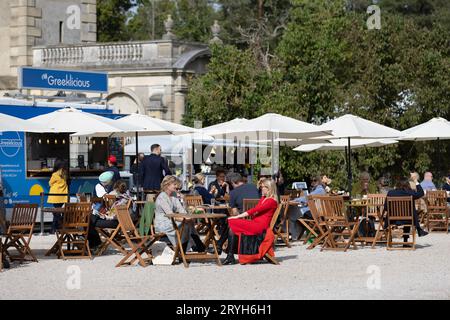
[25,133,123,178]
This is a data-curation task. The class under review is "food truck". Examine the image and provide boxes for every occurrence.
[0,97,123,215]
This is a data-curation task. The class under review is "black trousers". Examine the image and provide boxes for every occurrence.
[88,215,118,247]
[51,203,64,233]
[88,213,139,247]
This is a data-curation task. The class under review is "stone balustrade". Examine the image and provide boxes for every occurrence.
[33,40,207,69]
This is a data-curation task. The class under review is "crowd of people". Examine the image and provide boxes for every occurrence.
[40,143,450,266]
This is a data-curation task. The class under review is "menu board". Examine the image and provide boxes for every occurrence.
[108,137,125,167]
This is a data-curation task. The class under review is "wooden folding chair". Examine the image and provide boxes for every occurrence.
[386,196,416,250]
[95,199,133,256]
[300,199,325,248]
[115,205,164,267]
[273,197,291,247]
[185,195,203,207]
[320,196,359,252]
[302,196,330,249]
[366,194,387,248]
[416,198,427,225]
[55,203,92,260]
[3,204,38,263]
[186,195,208,233]
[264,204,283,265]
[425,191,449,233]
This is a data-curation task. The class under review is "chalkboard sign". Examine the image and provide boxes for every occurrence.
[108,138,124,167]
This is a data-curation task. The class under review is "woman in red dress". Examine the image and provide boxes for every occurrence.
[223,178,279,265]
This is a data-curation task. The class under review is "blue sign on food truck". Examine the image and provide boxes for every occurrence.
[18,67,108,93]
[0,99,116,211]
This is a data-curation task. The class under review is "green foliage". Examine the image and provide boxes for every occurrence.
[95,0,450,188]
[185,0,450,189]
[127,0,217,42]
[97,0,135,42]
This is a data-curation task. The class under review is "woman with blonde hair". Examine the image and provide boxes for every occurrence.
[223,178,279,265]
[155,175,205,253]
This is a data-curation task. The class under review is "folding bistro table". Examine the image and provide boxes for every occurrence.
[166,213,226,268]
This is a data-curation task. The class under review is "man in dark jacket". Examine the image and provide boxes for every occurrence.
[384,177,428,243]
[139,144,172,190]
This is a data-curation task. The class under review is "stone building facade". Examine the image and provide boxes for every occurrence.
[0,0,96,91]
[0,0,214,124]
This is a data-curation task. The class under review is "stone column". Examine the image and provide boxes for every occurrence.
[173,91,186,124]
[81,0,97,43]
[9,0,42,76]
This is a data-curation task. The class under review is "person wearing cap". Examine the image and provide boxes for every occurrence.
[106,155,121,189]
[88,172,115,248]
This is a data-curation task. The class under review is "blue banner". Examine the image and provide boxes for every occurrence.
[19,67,108,93]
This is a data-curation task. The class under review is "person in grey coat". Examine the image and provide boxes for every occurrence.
[154,176,205,253]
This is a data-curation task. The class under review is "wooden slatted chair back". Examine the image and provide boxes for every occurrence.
[319,196,345,219]
[425,191,447,209]
[185,195,204,207]
[307,199,323,225]
[280,195,290,204]
[243,199,259,212]
[425,191,448,232]
[309,195,326,218]
[367,194,386,218]
[386,196,414,222]
[269,204,284,230]
[116,205,137,234]
[62,203,91,229]
[9,204,38,231]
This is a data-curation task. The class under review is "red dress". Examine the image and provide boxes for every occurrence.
[228,197,278,236]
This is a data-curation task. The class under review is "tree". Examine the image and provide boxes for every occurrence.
[97,0,135,42]
[127,0,217,42]
[185,0,450,187]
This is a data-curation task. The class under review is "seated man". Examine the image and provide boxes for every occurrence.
[228,173,260,215]
[352,172,377,196]
[385,177,428,246]
[420,172,437,192]
[289,176,327,240]
[209,173,260,255]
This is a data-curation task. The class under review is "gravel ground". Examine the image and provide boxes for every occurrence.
[1,233,449,300]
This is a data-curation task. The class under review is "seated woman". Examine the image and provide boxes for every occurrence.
[155,175,205,253]
[223,178,279,265]
[109,180,132,205]
[88,175,135,249]
[289,176,327,240]
[107,180,134,219]
[192,173,215,204]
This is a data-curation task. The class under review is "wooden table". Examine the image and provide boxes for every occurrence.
[166,213,226,268]
[345,200,372,244]
[42,207,66,214]
[197,205,229,214]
